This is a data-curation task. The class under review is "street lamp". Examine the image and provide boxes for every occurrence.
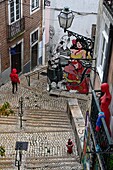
[15,141,28,170]
[58,7,74,32]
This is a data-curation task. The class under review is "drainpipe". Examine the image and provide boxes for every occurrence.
[42,0,45,65]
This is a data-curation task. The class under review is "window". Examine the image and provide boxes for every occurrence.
[31,0,39,13]
[30,29,39,69]
[9,0,21,24]
[97,30,108,81]
[91,24,96,41]
[31,30,38,44]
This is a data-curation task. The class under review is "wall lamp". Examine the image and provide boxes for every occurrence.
[58,7,74,32]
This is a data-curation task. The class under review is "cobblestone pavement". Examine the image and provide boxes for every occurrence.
[0,71,89,169]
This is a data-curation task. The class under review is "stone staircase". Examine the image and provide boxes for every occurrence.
[0,109,82,170]
[24,155,81,170]
[0,69,86,170]
[23,109,72,132]
[22,109,82,170]
[0,107,83,170]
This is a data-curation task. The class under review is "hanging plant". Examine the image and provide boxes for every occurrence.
[0,146,5,157]
[0,102,15,117]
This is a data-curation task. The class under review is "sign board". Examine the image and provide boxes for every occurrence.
[15,141,28,151]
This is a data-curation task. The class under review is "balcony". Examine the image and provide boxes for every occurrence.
[8,17,25,40]
[103,0,113,17]
[90,89,113,170]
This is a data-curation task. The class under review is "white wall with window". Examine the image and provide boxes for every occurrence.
[30,28,39,69]
[30,0,40,15]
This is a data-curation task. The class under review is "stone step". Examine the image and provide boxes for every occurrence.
[23,109,71,131]
[25,122,71,128]
[0,157,15,169]
[26,155,80,162]
[0,115,18,132]
[0,115,18,125]
[25,128,72,132]
[24,127,72,132]
[23,112,69,120]
[0,121,17,125]
[26,109,67,115]
[0,115,17,119]
[24,118,70,125]
[26,111,67,118]
[24,155,82,169]
[24,125,72,132]
[25,115,70,122]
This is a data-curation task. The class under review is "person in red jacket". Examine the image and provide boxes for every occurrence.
[10,68,20,94]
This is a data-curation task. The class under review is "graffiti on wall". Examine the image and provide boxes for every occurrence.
[47,30,94,94]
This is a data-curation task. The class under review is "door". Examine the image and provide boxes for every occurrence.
[11,43,22,73]
[31,43,38,70]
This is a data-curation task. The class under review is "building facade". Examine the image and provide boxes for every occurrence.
[87,0,113,169]
[0,0,44,86]
[94,0,113,123]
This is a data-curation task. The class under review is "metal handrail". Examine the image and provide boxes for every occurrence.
[24,65,47,86]
[92,90,113,146]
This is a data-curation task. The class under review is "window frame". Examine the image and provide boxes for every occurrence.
[30,28,39,46]
[8,0,22,25]
[97,30,108,81]
[30,28,39,69]
[30,0,40,15]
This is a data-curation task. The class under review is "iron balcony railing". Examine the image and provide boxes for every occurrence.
[103,0,113,16]
[8,17,25,40]
[90,89,113,170]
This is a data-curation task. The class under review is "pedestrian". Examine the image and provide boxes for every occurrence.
[10,68,20,94]
[66,138,74,154]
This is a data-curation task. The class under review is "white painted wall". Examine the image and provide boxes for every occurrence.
[45,7,50,44]
[49,0,99,46]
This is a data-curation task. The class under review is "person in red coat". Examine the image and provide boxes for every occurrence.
[10,68,20,94]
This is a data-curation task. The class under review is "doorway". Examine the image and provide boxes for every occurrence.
[11,43,22,73]
[31,43,38,70]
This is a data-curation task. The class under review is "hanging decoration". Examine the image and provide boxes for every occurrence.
[95,112,105,132]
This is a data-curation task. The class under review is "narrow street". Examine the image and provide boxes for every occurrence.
[0,70,89,169]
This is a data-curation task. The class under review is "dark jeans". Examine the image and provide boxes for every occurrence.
[12,82,18,94]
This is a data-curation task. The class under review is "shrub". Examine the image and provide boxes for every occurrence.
[0,102,15,117]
